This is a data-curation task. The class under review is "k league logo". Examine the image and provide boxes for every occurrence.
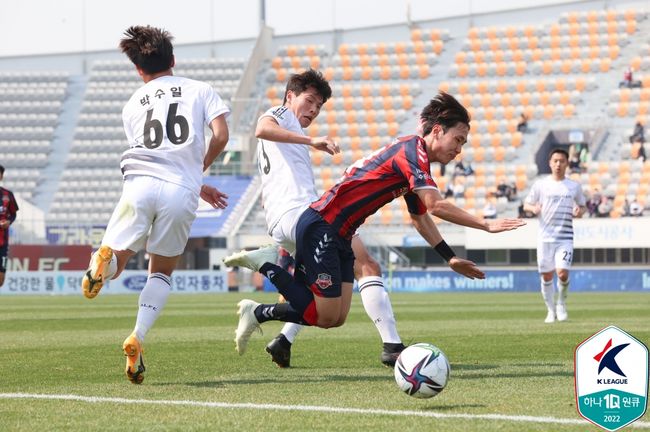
[575,326,648,431]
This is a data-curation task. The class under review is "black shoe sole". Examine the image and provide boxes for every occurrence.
[265,345,291,368]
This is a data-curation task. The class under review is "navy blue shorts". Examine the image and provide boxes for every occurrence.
[294,208,354,298]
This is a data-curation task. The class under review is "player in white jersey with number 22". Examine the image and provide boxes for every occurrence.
[524,148,586,323]
[80,25,230,384]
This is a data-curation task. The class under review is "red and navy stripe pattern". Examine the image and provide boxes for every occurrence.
[311,135,437,239]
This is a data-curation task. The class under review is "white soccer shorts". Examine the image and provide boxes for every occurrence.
[537,241,574,273]
[269,204,311,255]
[102,176,199,257]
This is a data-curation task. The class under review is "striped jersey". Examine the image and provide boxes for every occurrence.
[0,187,19,247]
[525,176,586,242]
[257,106,319,235]
[121,75,230,192]
[311,135,438,239]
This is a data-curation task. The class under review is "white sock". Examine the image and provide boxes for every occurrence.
[359,276,401,344]
[541,279,555,312]
[280,323,303,343]
[557,279,569,305]
[106,253,117,280]
[134,273,172,343]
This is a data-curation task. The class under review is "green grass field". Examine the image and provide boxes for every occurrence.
[0,292,648,431]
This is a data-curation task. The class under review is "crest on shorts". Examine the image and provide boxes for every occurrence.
[316,273,332,289]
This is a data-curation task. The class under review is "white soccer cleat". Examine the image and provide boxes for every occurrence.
[556,303,568,322]
[544,310,556,324]
[223,244,279,272]
[234,299,262,355]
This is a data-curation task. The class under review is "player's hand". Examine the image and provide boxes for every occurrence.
[530,203,542,215]
[310,136,340,155]
[485,218,526,233]
[448,257,485,279]
[0,220,9,229]
[573,206,583,218]
[200,185,228,209]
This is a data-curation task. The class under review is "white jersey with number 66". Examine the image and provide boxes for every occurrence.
[121,75,229,192]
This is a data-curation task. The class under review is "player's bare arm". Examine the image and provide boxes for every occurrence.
[416,188,526,233]
[203,114,229,171]
[523,201,542,215]
[410,212,485,280]
[256,117,340,154]
[200,184,228,209]
[573,204,587,218]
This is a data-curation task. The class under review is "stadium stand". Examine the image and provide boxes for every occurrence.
[0,71,68,200]
[46,58,248,224]
[2,4,649,250]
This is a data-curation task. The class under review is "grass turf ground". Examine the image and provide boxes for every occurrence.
[0,291,648,431]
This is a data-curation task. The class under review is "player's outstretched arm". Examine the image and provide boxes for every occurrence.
[256,117,339,154]
[448,257,485,279]
[204,114,229,171]
[483,218,527,233]
[410,212,485,280]
[416,188,525,233]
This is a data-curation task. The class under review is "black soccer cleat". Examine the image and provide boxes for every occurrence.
[265,334,292,368]
[381,342,406,367]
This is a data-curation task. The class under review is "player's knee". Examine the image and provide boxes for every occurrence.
[0,274,5,287]
[557,270,569,282]
[317,313,340,329]
[334,315,347,327]
[354,255,381,278]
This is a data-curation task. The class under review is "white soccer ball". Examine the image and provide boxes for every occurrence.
[394,343,450,399]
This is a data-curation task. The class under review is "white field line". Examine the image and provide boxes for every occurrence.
[0,393,648,428]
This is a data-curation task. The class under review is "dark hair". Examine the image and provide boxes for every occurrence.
[419,91,471,136]
[283,69,332,105]
[119,26,174,74]
[549,148,569,160]
[0,164,4,175]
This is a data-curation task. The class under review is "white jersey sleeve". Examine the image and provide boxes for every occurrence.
[120,75,230,192]
[257,106,319,236]
[524,180,540,206]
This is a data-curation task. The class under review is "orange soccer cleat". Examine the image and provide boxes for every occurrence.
[122,333,145,384]
[81,245,113,299]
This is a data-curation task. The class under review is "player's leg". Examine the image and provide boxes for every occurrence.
[123,253,179,384]
[554,242,573,322]
[0,246,7,287]
[267,212,304,367]
[122,177,196,384]
[537,242,556,323]
[351,236,405,366]
[82,177,149,299]
[235,211,346,326]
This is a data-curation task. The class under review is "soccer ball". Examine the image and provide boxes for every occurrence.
[394,343,450,399]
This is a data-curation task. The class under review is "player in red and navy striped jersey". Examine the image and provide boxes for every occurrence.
[228,92,526,341]
[0,165,19,288]
[312,134,437,240]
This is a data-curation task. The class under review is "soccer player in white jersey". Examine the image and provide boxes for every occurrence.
[80,26,230,384]
[524,148,586,323]
[247,69,407,367]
